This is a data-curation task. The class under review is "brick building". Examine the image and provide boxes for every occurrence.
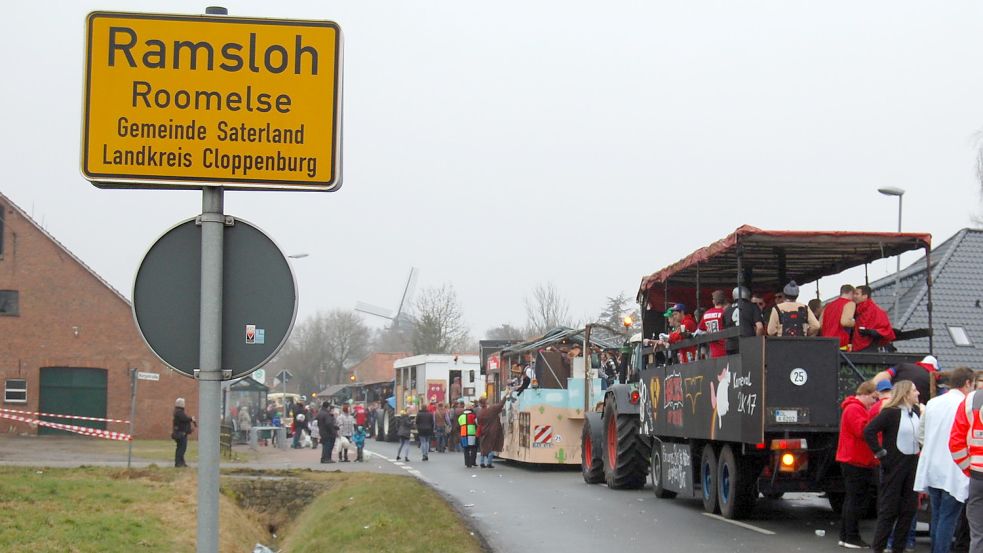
[0,192,198,439]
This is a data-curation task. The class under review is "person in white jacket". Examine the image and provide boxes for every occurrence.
[914,367,975,553]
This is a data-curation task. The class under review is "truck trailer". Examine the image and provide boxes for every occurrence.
[582,226,934,518]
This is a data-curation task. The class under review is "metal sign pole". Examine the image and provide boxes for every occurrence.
[127,368,137,469]
[197,185,225,553]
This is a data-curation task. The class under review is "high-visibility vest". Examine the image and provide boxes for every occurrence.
[950,391,983,476]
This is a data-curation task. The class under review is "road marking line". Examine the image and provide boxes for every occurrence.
[702,513,776,535]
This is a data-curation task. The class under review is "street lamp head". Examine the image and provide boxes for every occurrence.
[288,253,309,259]
[877,187,905,197]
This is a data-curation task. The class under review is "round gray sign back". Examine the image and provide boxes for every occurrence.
[132,217,297,378]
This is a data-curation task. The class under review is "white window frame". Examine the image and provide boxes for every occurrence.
[948,326,973,347]
[3,378,27,404]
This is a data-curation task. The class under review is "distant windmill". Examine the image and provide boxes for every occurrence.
[355,267,419,328]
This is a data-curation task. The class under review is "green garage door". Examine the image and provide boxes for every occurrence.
[38,367,108,436]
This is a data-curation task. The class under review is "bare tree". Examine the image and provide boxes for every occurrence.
[524,281,574,336]
[267,309,370,395]
[322,310,372,383]
[485,323,526,341]
[411,284,470,354]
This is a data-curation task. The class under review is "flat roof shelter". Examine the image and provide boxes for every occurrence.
[638,225,933,349]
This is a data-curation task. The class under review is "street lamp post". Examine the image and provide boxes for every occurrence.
[878,187,905,320]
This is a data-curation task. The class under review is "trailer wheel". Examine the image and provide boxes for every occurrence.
[650,439,677,499]
[581,415,604,484]
[717,445,756,519]
[700,444,719,514]
[602,399,648,489]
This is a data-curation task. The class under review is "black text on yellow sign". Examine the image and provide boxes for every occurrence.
[81,12,343,191]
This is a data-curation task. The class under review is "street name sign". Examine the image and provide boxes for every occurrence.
[81,12,343,191]
[136,371,160,381]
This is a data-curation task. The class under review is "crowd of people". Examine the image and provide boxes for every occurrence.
[836,366,983,552]
[390,393,509,468]
[653,281,898,364]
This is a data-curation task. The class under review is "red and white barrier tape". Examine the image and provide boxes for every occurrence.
[0,411,131,441]
[0,407,129,424]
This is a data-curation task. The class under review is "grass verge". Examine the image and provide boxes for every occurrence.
[0,467,485,553]
[88,438,255,463]
[0,466,266,553]
[280,472,485,553]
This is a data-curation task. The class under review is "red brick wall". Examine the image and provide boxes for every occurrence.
[0,200,199,439]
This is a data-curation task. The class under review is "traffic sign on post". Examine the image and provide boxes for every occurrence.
[132,217,298,379]
[81,12,343,191]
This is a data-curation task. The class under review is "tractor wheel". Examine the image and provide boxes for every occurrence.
[581,415,604,484]
[374,409,386,442]
[602,399,648,489]
[700,444,719,514]
[383,409,398,442]
[650,439,677,499]
[717,444,757,519]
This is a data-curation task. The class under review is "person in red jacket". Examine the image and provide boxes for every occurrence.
[698,290,727,358]
[950,388,983,551]
[836,380,880,548]
[666,304,697,363]
[820,284,857,349]
[851,285,896,352]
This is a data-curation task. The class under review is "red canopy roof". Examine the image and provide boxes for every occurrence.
[639,225,931,297]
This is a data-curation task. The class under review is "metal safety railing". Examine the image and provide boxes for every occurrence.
[219,424,233,460]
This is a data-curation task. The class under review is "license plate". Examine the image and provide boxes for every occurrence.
[774,409,798,423]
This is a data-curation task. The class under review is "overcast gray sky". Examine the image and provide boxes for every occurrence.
[2,1,981,338]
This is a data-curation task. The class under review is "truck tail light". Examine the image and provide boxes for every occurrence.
[629,390,640,404]
[770,438,808,451]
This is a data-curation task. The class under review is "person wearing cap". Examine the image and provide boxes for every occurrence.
[767,281,820,337]
[665,303,698,363]
[820,284,857,349]
[723,285,764,354]
[851,285,896,352]
[698,290,728,359]
[873,355,939,407]
[172,397,196,468]
[870,379,894,418]
[835,380,880,549]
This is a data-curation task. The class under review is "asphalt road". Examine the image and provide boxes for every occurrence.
[363,439,896,553]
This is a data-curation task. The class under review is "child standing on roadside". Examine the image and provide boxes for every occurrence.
[353,425,367,462]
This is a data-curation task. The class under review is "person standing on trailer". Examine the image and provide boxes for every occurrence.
[851,285,896,352]
[767,281,820,337]
[819,284,857,349]
[723,286,764,354]
[698,290,728,358]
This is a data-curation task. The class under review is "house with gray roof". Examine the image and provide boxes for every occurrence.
[868,228,983,370]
